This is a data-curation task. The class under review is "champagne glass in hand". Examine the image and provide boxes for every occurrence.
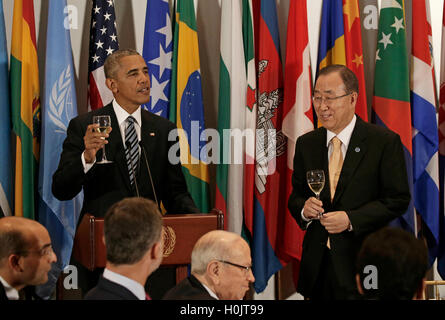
[306,170,325,219]
[93,115,113,164]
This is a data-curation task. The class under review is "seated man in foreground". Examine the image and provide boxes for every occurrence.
[85,197,163,300]
[163,230,255,300]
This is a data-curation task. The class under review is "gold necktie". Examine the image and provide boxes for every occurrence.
[329,136,343,201]
[326,137,343,250]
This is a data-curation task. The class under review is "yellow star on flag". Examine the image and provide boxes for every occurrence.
[352,53,363,68]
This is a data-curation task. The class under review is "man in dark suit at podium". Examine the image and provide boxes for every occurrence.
[288,65,411,300]
[85,198,163,300]
[52,49,199,298]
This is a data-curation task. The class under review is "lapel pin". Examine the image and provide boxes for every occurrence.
[150,132,155,136]
[355,147,360,153]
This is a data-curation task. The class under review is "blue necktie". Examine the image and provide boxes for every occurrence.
[125,116,139,186]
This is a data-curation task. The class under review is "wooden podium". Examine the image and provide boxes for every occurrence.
[72,211,224,284]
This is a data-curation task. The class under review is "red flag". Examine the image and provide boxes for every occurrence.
[280,0,314,282]
[343,0,368,121]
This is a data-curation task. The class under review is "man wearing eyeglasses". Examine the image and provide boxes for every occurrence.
[288,64,410,300]
[0,216,57,300]
[162,230,255,300]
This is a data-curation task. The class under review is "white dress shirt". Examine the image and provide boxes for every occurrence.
[301,115,357,224]
[0,275,19,300]
[102,268,146,300]
[82,100,142,173]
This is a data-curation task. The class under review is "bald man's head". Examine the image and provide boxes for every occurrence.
[0,216,56,290]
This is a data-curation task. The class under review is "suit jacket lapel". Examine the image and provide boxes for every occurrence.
[332,117,367,204]
[138,111,157,190]
[310,129,331,204]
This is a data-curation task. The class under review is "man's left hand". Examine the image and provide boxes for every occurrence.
[320,211,351,234]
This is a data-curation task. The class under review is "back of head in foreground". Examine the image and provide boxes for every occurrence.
[356,227,428,300]
[0,216,56,292]
[190,230,255,300]
[104,197,163,283]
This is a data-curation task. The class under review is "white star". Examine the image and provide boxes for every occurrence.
[104,12,111,21]
[391,16,404,34]
[156,14,172,48]
[92,20,97,28]
[92,54,100,63]
[375,49,381,61]
[379,32,393,49]
[150,75,169,107]
[107,0,114,7]
[110,33,117,42]
[93,6,101,14]
[100,26,107,35]
[95,40,104,49]
[148,44,172,78]
[106,46,115,56]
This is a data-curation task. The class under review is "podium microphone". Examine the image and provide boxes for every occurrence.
[139,141,159,209]
[125,140,140,197]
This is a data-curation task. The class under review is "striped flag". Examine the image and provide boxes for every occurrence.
[169,0,209,213]
[36,0,83,298]
[242,0,257,241]
[437,0,445,279]
[142,0,172,118]
[0,0,12,217]
[411,0,439,266]
[88,0,119,111]
[317,0,367,122]
[280,0,314,282]
[373,0,415,232]
[250,0,286,293]
[343,0,368,121]
[11,0,40,219]
[215,0,247,233]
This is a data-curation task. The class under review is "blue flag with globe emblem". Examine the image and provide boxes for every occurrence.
[36,0,83,299]
[142,0,172,118]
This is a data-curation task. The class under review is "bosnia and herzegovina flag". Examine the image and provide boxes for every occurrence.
[250,0,286,293]
[169,0,209,213]
[11,0,40,219]
[373,0,415,233]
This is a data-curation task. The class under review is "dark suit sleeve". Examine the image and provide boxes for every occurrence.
[161,123,199,214]
[347,133,411,236]
[52,117,87,201]
[288,137,310,230]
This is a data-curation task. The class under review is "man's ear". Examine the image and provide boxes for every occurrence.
[207,261,220,284]
[151,241,162,261]
[355,274,364,295]
[9,254,23,273]
[106,78,117,93]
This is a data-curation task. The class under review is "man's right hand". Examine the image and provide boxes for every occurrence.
[303,197,324,220]
[83,124,112,163]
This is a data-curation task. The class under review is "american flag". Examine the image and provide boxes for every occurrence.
[88,0,119,111]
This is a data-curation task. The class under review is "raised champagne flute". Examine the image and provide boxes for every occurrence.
[306,169,325,219]
[93,115,113,164]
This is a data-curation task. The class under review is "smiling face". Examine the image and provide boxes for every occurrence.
[313,71,357,134]
[106,54,151,113]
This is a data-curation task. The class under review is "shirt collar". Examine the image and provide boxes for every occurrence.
[326,114,357,148]
[201,283,219,300]
[102,268,146,300]
[0,275,19,300]
[112,99,142,128]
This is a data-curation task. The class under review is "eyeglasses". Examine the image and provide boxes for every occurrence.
[312,93,352,105]
[217,260,252,274]
[18,244,54,257]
